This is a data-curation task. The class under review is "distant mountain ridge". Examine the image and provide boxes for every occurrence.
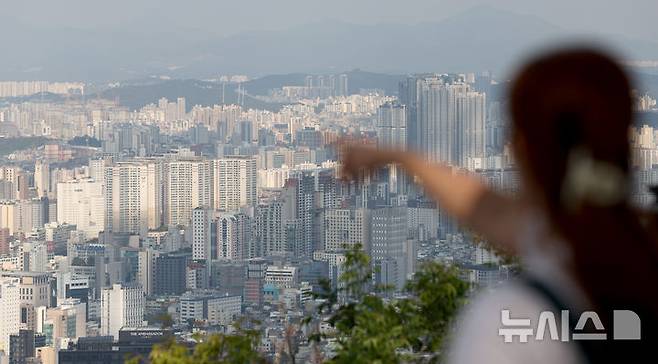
[2,6,658,81]
[98,70,406,112]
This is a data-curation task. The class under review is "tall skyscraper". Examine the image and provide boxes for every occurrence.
[377,102,407,150]
[137,248,160,296]
[0,228,9,255]
[34,161,51,199]
[164,160,212,226]
[399,77,420,151]
[370,206,407,290]
[377,102,408,194]
[286,172,316,258]
[100,284,144,340]
[176,97,186,120]
[324,208,370,253]
[0,278,20,353]
[456,91,487,169]
[104,161,163,236]
[0,202,18,235]
[418,79,464,164]
[0,167,28,200]
[192,208,215,262]
[414,76,486,168]
[56,179,105,239]
[212,157,257,212]
[88,158,107,182]
[216,212,253,260]
[256,198,286,256]
[16,198,48,234]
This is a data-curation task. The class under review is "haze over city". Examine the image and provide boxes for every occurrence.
[2,1,658,80]
[0,1,656,363]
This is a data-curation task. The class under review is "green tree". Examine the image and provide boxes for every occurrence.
[399,262,469,357]
[309,244,468,364]
[128,324,265,364]
[128,244,467,364]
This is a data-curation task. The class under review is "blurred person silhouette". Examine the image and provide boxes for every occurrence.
[341,48,658,363]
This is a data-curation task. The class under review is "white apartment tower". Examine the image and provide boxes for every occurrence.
[456,91,486,169]
[165,160,212,226]
[256,199,286,256]
[415,77,487,168]
[105,161,163,236]
[216,212,252,260]
[377,102,407,150]
[34,160,51,199]
[56,178,105,239]
[0,277,20,353]
[192,208,214,261]
[370,206,408,290]
[324,208,370,253]
[213,157,257,212]
[137,249,160,296]
[100,284,145,339]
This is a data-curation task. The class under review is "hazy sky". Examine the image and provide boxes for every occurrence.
[6,0,658,41]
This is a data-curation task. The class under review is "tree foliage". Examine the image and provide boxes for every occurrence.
[309,244,468,364]
[131,326,264,364]
[0,136,51,156]
[129,244,468,364]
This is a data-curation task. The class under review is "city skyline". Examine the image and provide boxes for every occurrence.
[0,3,656,362]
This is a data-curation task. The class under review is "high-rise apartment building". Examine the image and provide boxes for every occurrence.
[418,79,468,165]
[24,198,48,231]
[104,161,163,236]
[456,91,487,169]
[256,199,286,256]
[177,97,186,120]
[324,208,370,253]
[377,102,407,150]
[403,76,487,169]
[137,249,160,296]
[100,284,144,339]
[216,212,253,260]
[0,202,17,235]
[34,161,51,199]
[192,208,215,262]
[0,167,28,200]
[377,101,409,194]
[212,157,257,212]
[0,228,9,255]
[399,77,420,151]
[287,172,316,258]
[0,277,21,353]
[0,274,44,351]
[370,206,408,290]
[192,208,254,263]
[164,160,212,226]
[56,179,104,239]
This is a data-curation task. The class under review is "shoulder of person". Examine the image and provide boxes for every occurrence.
[447,282,585,364]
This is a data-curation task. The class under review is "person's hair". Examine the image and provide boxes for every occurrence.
[510,49,658,329]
